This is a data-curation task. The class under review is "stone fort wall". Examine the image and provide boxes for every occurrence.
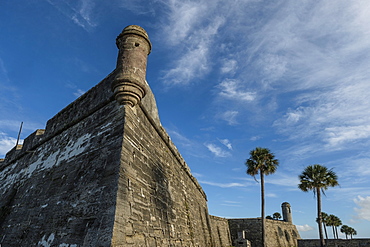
[0,75,124,246]
[229,218,301,247]
[209,215,232,247]
[0,25,305,247]
[298,238,370,247]
[0,25,232,247]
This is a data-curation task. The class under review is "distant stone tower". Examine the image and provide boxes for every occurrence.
[112,25,152,106]
[281,202,293,223]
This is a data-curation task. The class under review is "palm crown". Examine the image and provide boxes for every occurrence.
[246,147,279,178]
[298,164,339,194]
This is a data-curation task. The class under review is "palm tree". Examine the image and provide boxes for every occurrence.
[326,214,337,239]
[246,147,279,247]
[321,212,329,240]
[332,215,342,239]
[348,227,357,239]
[340,225,350,239]
[273,212,282,220]
[298,164,339,247]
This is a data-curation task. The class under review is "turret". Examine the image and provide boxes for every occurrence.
[112,25,152,107]
[281,202,293,223]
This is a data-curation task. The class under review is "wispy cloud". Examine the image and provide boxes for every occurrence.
[219,111,238,126]
[160,0,225,85]
[46,0,97,31]
[199,180,246,188]
[192,172,203,178]
[219,138,232,150]
[0,120,25,132]
[250,136,261,141]
[296,224,314,232]
[220,59,238,75]
[238,1,370,166]
[205,143,230,158]
[0,132,17,156]
[266,193,277,198]
[221,200,242,207]
[353,196,370,221]
[217,79,256,102]
[73,89,86,97]
[167,129,193,147]
[265,173,300,188]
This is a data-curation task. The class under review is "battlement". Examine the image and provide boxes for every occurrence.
[0,73,114,170]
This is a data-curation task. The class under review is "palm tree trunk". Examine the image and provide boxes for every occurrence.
[323,223,328,240]
[332,226,335,239]
[261,172,266,247]
[335,227,339,239]
[317,188,325,247]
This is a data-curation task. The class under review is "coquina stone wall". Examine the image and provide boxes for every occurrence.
[209,215,232,247]
[110,89,215,246]
[298,238,370,247]
[0,25,232,247]
[229,218,301,247]
[0,75,123,246]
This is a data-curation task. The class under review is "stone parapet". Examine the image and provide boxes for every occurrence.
[0,73,115,170]
[298,238,370,247]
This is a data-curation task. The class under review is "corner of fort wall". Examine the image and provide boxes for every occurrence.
[0,24,230,246]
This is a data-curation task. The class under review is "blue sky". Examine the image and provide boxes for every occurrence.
[1,0,370,239]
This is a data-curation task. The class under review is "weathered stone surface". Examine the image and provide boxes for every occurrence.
[0,25,232,247]
[210,215,232,247]
[0,90,124,245]
[281,202,293,223]
[298,238,370,247]
[110,102,215,246]
[229,218,301,247]
[112,25,151,107]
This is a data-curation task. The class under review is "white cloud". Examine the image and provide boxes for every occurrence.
[296,224,314,232]
[161,0,225,85]
[221,59,238,74]
[199,180,246,188]
[353,196,370,221]
[162,43,209,85]
[73,89,85,97]
[219,111,239,126]
[219,138,232,150]
[205,143,230,158]
[266,173,300,188]
[192,172,203,178]
[221,200,242,207]
[250,1,370,156]
[164,1,207,46]
[257,53,287,87]
[46,0,97,31]
[167,129,192,147]
[218,79,256,102]
[0,132,16,156]
[266,193,277,198]
[250,136,261,141]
